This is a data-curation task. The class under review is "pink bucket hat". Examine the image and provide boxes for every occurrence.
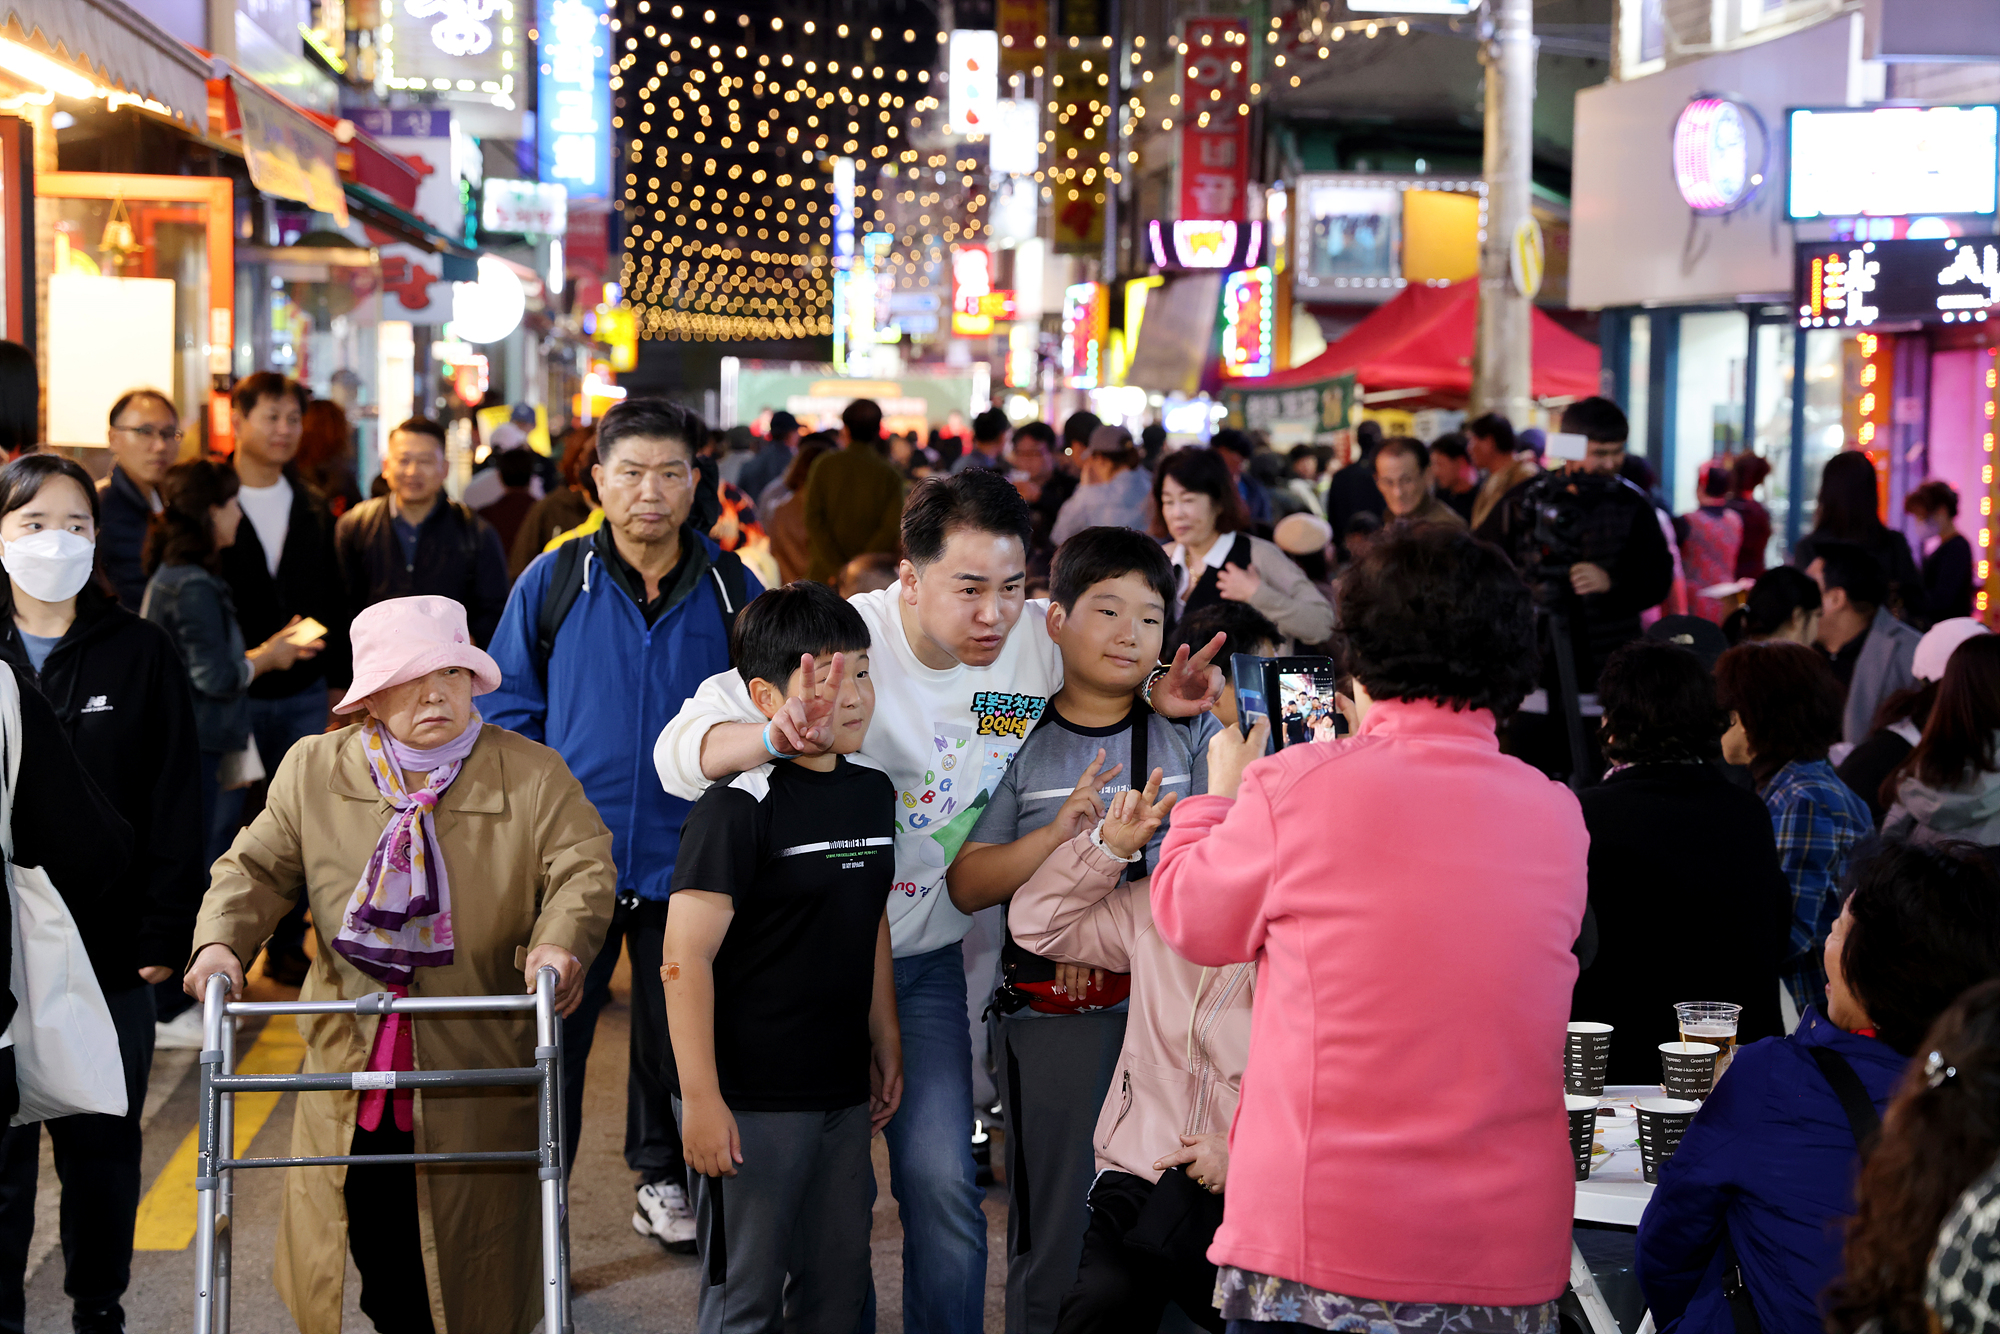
[334,596,504,715]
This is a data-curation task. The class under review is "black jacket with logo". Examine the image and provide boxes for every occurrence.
[334,496,510,648]
[0,586,203,990]
[215,471,352,699]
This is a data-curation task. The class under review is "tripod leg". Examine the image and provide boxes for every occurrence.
[1547,610,1592,790]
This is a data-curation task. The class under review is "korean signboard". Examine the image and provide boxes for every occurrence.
[1177,16,1250,221]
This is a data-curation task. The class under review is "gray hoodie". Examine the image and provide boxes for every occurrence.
[1886,742,2000,845]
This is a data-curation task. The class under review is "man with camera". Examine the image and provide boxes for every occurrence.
[1487,397,1674,783]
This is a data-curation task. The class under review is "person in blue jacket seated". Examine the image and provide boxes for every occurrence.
[1636,840,2000,1334]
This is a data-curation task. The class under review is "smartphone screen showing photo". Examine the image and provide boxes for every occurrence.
[1273,664,1343,748]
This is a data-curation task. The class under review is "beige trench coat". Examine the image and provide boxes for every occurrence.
[193,723,616,1334]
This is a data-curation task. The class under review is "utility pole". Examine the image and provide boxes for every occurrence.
[1472,0,1536,422]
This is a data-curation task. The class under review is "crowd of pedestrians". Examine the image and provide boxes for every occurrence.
[0,357,1996,1334]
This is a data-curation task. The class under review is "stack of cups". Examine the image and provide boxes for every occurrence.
[1565,1095,1598,1181]
[1675,1002,1743,1085]
[1566,1022,1613,1097]
[1635,1098,1701,1183]
[1660,1041,1722,1100]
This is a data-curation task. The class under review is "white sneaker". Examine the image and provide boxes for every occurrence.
[632,1180,697,1252]
[154,1007,211,1051]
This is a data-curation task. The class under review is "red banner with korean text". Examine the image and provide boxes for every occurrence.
[1177,17,1250,221]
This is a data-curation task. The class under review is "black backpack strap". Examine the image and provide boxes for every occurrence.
[706,548,750,665]
[1808,1045,1884,1150]
[1716,1046,1881,1334]
[534,537,591,686]
[1128,703,1150,878]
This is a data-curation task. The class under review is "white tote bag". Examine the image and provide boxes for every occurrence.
[0,669,127,1124]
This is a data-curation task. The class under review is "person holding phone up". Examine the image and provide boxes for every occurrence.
[143,459,325,1048]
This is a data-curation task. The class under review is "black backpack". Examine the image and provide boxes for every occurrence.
[531,533,750,684]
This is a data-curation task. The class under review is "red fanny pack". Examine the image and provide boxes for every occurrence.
[997,937,1131,1014]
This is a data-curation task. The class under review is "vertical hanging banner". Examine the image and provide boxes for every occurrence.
[947,30,1000,136]
[538,0,611,199]
[1177,17,1250,221]
[832,156,857,270]
[1052,48,1108,252]
[998,0,1043,80]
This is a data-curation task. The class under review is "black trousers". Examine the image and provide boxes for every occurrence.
[0,983,155,1333]
[346,1121,437,1334]
[1055,1170,1225,1334]
[560,898,687,1186]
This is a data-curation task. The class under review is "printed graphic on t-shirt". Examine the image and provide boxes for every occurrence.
[894,692,1048,898]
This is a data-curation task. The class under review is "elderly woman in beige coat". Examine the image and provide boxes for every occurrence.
[184,595,615,1334]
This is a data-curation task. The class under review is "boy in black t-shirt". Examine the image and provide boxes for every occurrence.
[663,581,900,1334]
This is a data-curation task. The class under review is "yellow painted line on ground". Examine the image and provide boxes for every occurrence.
[133,1016,308,1251]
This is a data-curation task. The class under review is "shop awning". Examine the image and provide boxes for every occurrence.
[1231,280,1601,401]
[342,182,477,279]
[206,59,348,226]
[1123,273,1223,395]
[300,108,425,213]
[0,0,210,124]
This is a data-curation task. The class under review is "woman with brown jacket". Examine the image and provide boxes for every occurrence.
[183,595,615,1334]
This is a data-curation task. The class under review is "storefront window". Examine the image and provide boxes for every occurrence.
[1671,310,1748,514]
[1752,320,1796,565]
[236,246,385,478]
[42,182,229,454]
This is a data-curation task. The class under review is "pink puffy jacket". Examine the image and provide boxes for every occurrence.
[1151,699,1589,1307]
[1008,832,1254,1183]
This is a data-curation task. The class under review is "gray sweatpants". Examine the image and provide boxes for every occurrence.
[996,1009,1128,1334]
[672,1099,874,1334]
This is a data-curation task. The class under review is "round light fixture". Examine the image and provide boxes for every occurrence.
[452,255,526,344]
[1673,96,1766,215]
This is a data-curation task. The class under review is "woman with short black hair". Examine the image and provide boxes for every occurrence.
[1907,479,1974,624]
[1723,565,1823,646]
[1795,451,1921,618]
[1715,640,1872,1014]
[1572,640,1790,1082]
[1641,842,2000,1334]
[1152,447,1333,645]
[1152,522,1588,1330]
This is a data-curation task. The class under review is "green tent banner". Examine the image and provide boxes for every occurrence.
[1217,372,1357,436]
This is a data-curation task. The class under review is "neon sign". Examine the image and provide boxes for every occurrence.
[1062,283,1108,389]
[1221,266,1274,378]
[1795,236,2000,328]
[1147,219,1264,270]
[1673,98,1763,215]
[537,0,610,197]
[384,0,518,107]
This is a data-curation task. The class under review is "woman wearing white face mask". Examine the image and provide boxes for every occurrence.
[0,452,204,1334]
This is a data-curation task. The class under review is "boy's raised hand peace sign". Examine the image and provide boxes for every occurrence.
[1099,767,1178,861]
[1054,749,1123,841]
[762,652,846,757]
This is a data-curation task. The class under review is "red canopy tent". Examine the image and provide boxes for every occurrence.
[1233,280,1601,401]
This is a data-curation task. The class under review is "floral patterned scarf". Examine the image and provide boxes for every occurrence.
[330,713,482,985]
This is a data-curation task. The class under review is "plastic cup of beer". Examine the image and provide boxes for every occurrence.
[1675,1002,1742,1081]
[1566,1022,1614,1097]
[1565,1095,1598,1181]
[1659,1040,1722,1100]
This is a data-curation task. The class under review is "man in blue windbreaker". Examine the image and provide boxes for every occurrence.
[485,398,760,1254]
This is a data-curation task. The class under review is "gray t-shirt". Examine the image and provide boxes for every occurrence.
[970,702,1221,873]
[18,630,60,676]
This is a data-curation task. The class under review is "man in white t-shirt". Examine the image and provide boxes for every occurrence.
[656,471,1221,1334]
[214,373,350,985]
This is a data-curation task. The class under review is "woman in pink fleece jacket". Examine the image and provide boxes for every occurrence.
[1152,523,1590,1333]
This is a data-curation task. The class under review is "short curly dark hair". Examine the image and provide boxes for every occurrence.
[1597,640,1725,764]
[1841,841,2000,1057]
[1334,524,1536,714]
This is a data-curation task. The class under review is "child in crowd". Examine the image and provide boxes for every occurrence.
[1169,603,1283,735]
[661,581,901,1334]
[948,527,1225,1334]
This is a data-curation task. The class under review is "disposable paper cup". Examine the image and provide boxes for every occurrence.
[1635,1097,1701,1184]
[1566,1022,1614,1097]
[1660,1041,1722,1100]
[1565,1094,1598,1182]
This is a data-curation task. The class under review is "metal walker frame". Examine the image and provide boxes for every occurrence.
[192,968,573,1334]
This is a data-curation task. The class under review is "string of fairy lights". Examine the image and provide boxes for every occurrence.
[612,1,1429,345]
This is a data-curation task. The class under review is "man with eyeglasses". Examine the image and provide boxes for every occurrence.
[96,389,184,610]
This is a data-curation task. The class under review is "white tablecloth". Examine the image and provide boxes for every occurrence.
[1574,1084,1661,1227]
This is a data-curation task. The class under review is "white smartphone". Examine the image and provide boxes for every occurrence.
[1545,431,1589,463]
[285,617,328,647]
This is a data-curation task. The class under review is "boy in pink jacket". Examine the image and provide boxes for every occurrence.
[1152,522,1589,1331]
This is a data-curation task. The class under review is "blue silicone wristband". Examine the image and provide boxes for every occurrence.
[762,721,798,760]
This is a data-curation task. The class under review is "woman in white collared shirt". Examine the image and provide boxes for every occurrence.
[1153,447,1335,645]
